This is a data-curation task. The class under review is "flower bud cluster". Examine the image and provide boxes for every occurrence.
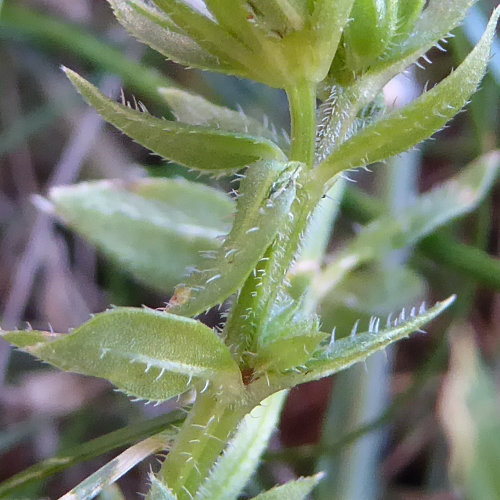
[331,0,426,82]
[110,0,399,89]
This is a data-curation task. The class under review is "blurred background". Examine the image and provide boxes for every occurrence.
[0,0,499,498]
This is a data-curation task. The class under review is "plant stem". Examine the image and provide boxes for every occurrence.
[225,82,319,355]
[155,82,319,498]
[250,83,321,339]
[287,82,317,166]
[255,81,319,305]
[154,392,248,499]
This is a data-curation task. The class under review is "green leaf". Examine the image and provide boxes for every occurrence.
[0,411,185,497]
[250,473,324,500]
[251,298,325,370]
[60,434,168,500]
[48,178,234,293]
[64,68,286,173]
[320,0,487,158]
[167,161,300,317]
[2,308,242,402]
[300,296,455,384]
[107,0,232,73]
[158,87,284,146]
[201,0,260,44]
[195,392,286,500]
[314,151,500,298]
[390,0,477,64]
[316,7,500,183]
[252,296,455,394]
[255,331,327,373]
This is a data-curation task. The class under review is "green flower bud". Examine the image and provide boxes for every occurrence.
[395,0,426,38]
[334,0,426,77]
[343,0,395,72]
[108,0,356,90]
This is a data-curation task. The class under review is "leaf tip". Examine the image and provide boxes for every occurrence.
[440,294,457,311]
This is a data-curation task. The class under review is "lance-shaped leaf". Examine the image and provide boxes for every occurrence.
[167,161,300,317]
[107,0,230,73]
[250,473,324,500]
[65,68,286,173]
[158,87,284,146]
[250,296,455,395]
[48,178,234,293]
[130,0,254,78]
[319,1,493,166]
[195,392,285,500]
[2,308,243,402]
[316,7,500,184]
[314,151,500,298]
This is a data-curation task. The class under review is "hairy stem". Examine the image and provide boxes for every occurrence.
[153,82,320,498]
[250,83,319,329]
[225,82,319,356]
[153,391,248,499]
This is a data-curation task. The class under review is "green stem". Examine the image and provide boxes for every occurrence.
[154,392,248,499]
[155,81,319,498]
[419,233,500,291]
[252,83,319,321]
[225,82,319,355]
[287,82,317,166]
